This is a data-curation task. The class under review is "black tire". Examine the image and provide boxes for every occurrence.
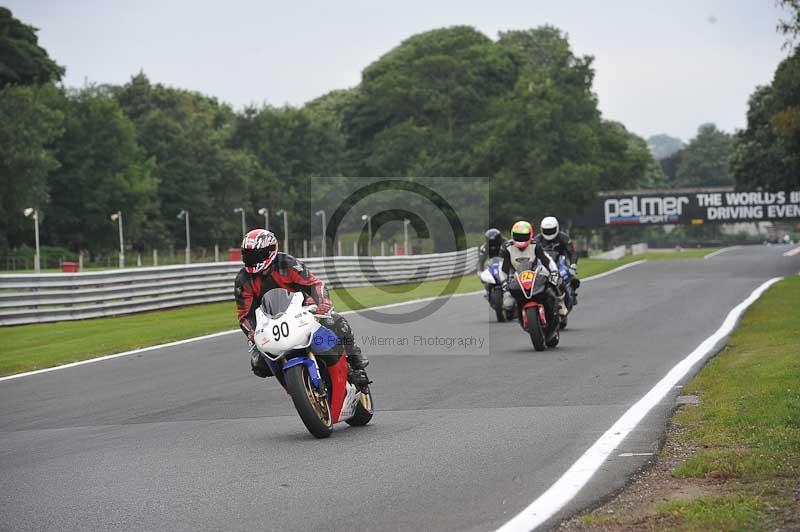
[285,364,333,439]
[345,389,374,427]
[546,329,560,347]
[526,308,546,351]
[559,315,568,330]
[493,287,506,322]
[505,308,516,321]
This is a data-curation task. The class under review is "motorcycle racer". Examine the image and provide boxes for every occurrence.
[478,228,506,271]
[535,216,580,304]
[234,229,368,378]
[499,220,563,320]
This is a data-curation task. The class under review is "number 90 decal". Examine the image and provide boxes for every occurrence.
[272,322,290,341]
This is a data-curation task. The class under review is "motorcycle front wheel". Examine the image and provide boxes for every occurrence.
[286,364,333,438]
[493,287,506,323]
[526,308,546,352]
[345,388,374,427]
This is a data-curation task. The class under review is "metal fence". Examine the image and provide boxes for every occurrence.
[0,248,478,326]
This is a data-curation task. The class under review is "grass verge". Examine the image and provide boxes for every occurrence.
[564,275,800,531]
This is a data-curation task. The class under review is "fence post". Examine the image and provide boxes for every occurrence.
[153,249,158,266]
[381,241,385,256]
[137,254,142,267]
[78,251,84,272]
[303,239,308,258]
[337,240,342,256]
[214,244,219,262]
[353,241,357,256]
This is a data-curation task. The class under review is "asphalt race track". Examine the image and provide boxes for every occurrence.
[1,245,798,532]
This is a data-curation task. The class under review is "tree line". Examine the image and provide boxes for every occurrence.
[1,6,798,260]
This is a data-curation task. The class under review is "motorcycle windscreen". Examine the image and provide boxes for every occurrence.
[532,270,548,295]
[260,288,294,317]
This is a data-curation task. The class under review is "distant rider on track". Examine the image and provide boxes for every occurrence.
[234,229,368,378]
[535,216,580,304]
[478,228,506,271]
[499,220,562,321]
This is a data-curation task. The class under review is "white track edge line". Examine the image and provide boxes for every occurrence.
[0,260,646,383]
[580,259,646,281]
[494,276,783,532]
[783,245,800,257]
[704,246,741,259]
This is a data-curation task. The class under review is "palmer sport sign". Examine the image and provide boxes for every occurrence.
[573,188,800,227]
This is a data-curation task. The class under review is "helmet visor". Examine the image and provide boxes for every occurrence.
[242,244,276,266]
[512,232,530,243]
[542,226,558,237]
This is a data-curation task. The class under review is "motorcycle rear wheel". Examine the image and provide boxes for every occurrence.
[526,308,546,351]
[345,389,374,427]
[286,364,333,439]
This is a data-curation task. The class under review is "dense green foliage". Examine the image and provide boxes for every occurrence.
[0,7,63,88]
[1,12,661,258]
[732,48,800,191]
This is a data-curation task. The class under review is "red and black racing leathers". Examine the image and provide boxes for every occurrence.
[234,252,328,337]
[234,252,365,373]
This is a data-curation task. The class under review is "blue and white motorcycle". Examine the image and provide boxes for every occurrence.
[556,255,579,329]
[478,256,516,322]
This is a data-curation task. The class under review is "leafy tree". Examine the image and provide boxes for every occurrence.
[732,48,800,191]
[674,123,734,188]
[47,88,161,253]
[0,8,64,88]
[0,83,64,252]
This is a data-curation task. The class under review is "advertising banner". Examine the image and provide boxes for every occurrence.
[573,189,800,227]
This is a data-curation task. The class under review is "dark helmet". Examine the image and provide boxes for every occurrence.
[484,228,504,253]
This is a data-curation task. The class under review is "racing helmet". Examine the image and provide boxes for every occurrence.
[484,228,504,254]
[241,229,278,274]
[540,216,559,241]
[511,221,533,250]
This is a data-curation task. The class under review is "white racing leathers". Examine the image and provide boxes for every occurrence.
[499,241,561,313]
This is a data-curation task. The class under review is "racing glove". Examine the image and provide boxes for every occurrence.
[314,300,332,315]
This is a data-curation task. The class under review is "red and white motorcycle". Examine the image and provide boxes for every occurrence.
[253,288,373,438]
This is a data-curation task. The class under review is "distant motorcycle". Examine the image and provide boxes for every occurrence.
[479,256,516,322]
[556,255,578,330]
[253,288,373,438]
[510,265,561,351]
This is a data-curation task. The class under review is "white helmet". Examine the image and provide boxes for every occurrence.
[540,216,559,241]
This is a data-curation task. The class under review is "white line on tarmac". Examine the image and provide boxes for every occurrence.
[0,259,647,383]
[494,276,782,532]
[783,245,800,257]
[618,452,654,457]
[704,246,741,259]
[580,260,646,281]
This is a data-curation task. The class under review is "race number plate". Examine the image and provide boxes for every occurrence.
[519,270,535,283]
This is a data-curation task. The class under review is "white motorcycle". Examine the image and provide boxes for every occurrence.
[478,256,516,322]
[252,288,373,438]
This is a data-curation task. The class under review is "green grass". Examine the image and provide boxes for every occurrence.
[655,275,800,529]
[0,273,482,377]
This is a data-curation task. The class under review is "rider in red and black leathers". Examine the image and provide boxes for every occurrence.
[235,230,368,378]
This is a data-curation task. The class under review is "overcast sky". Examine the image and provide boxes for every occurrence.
[7,0,793,141]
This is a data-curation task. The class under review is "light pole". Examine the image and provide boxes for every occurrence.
[315,209,326,257]
[258,207,269,231]
[23,208,41,272]
[403,218,410,256]
[233,207,246,237]
[361,214,372,256]
[110,211,124,268]
[276,209,289,252]
[177,209,190,264]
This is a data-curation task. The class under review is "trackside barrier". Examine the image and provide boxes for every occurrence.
[0,248,479,326]
[631,243,649,256]
[594,245,626,260]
